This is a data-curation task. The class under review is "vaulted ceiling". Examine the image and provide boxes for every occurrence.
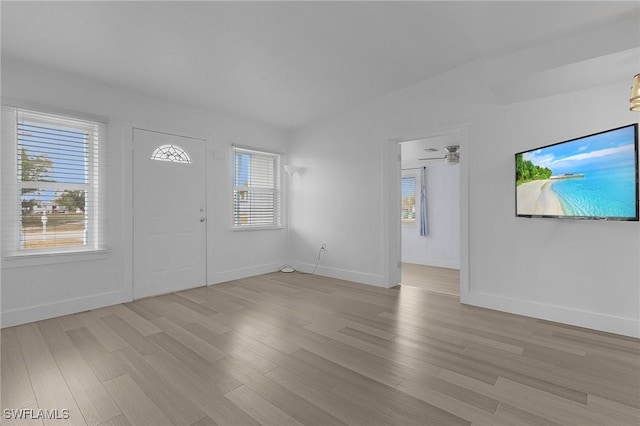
[2,1,639,130]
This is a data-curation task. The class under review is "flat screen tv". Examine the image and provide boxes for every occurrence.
[515,124,639,221]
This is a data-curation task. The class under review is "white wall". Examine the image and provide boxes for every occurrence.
[287,61,486,287]
[401,161,460,269]
[288,60,639,336]
[1,61,289,327]
[466,83,640,337]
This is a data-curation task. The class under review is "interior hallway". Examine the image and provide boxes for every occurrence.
[401,263,460,297]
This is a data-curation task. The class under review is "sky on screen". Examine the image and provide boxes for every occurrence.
[522,126,636,175]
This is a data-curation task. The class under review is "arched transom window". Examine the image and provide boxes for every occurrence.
[150,144,192,164]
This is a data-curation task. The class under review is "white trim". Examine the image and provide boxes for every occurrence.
[2,104,107,257]
[3,249,110,268]
[231,225,285,232]
[385,126,470,292]
[1,289,128,328]
[292,262,388,288]
[133,282,205,300]
[209,262,283,284]
[461,291,640,338]
[231,143,283,157]
[1,97,109,125]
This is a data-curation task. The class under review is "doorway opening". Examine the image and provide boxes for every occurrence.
[398,133,461,297]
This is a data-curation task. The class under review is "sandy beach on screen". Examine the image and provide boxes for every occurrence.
[517,180,565,216]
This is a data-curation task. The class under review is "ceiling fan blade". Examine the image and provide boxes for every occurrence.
[418,156,446,161]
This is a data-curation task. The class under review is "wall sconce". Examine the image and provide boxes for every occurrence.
[630,74,640,112]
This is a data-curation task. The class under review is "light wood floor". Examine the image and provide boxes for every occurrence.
[2,272,639,426]
[401,263,460,296]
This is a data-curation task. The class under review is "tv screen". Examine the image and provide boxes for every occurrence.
[516,124,639,221]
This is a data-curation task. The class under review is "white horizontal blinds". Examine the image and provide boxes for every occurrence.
[401,176,417,223]
[3,106,106,254]
[233,147,281,227]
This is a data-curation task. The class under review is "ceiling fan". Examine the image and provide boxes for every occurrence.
[418,145,460,164]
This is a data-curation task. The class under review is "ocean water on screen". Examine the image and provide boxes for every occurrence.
[551,165,637,218]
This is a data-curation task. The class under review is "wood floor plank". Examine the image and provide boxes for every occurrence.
[265,365,406,426]
[79,313,129,352]
[398,374,500,414]
[30,368,86,425]
[439,369,611,426]
[99,314,160,357]
[217,356,347,426]
[496,402,564,426]
[93,304,161,336]
[395,379,517,426]
[15,323,57,375]
[289,335,407,388]
[224,385,304,426]
[307,322,443,377]
[401,263,460,296]
[586,394,640,425]
[183,322,279,374]
[65,327,128,383]
[37,321,121,426]
[96,414,131,426]
[1,328,37,410]
[331,379,470,426]
[150,316,227,363]
[2,271,638,426]
[147,331,241,393]
[189,416,217,426]
[102,374,172,426]
[166,293,218,316]
[142,350,258,425]
[210,312,301,354]
[56,311,89,331]
[493,377,616,426]
[113,346,207,425]
[139,299,209,327]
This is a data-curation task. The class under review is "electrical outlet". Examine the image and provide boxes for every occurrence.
[321,243,327,250]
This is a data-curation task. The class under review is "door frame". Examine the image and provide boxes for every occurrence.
[130,127,208,300]
[382,126,470,299]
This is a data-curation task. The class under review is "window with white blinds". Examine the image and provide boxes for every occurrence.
[232,146,281,229]
[401,175,417,224]
[1,106,107,255]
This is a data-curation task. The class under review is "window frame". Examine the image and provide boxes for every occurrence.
[231,146,283,231]
[401,171,418,225]
[1,104,107,259]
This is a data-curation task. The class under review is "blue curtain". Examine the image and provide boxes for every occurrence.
[420,166,428,236]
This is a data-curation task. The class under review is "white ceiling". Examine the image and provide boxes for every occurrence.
[2,1,639,130]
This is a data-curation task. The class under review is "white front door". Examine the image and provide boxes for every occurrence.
[133,129,207,298]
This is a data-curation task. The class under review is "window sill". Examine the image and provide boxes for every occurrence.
[2,249,110,269]
[231,225,285,232]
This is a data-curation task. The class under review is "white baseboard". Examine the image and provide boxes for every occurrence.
[209,262,283,285]
[292,262,388,288]
[461,290,640,338]
[1,289,129,328]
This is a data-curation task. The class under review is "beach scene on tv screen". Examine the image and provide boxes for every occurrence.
[516,126,637,218]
